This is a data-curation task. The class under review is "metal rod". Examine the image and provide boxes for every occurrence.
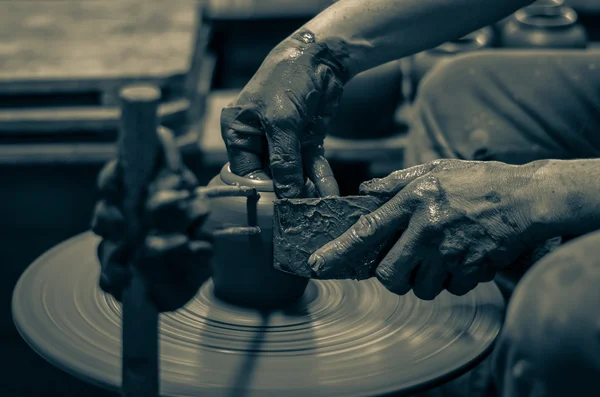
[118,84,162,397]
[211,226,262,237]
[195,185,259,198]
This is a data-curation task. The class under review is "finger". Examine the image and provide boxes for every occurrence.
[359,162,442,198]
[302,178,319,198]
[149,169,196,196]
[97,160,122,202]
[375,227,423,296]
[445,275,479,296]
[91,201,125,240]
[157,126,182,172]
[179,167,199,190]
[152,171,185,192]
[146,190,210,233]
[143,233,189,268]
[412,256,449,301]
[309,190,414,277]
[97,240,129,300]
[221,105,265,176]
[267,128,305,198]
[301,109,339,197]
[164,240,212,277]
[303,144,339,197]
[457,249,495,283]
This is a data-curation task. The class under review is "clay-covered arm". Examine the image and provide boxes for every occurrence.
[532,159,600,238]
[303,0,535,76]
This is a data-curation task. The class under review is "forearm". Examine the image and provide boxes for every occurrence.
[532,159,600,238]
[300,0,534,76]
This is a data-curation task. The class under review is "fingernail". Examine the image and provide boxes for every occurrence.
[308,253,325,272]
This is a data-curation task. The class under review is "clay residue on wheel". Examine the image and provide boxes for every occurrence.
[273,196,388,280]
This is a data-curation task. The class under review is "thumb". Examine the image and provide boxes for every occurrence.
[308,190,413,278]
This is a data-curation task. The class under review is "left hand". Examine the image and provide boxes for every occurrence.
[91,128,213,312]
[309,159,549,300]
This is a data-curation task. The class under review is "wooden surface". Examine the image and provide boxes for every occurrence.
[0,0,197,95]
[0,99,189,134]
[0,90,407,165]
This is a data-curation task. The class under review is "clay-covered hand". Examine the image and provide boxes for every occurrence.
[221,30,352,198]
[91,128,212,312]
[308,159,550,300]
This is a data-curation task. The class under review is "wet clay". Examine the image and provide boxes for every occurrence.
[203,164,309,309]
[273,196,389,279]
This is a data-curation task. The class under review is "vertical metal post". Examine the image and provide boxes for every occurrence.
[118,84,162,397]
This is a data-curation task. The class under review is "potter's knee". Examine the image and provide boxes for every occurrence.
[492,231,600,395]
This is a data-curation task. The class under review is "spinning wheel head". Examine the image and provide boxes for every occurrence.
[13,232,505,397]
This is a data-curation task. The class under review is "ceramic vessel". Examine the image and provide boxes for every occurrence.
[525,0,565,11]
[204,164,309,308]
[407,27,494,100]
[501,5,587,48]
[495,0,565,39]
[328,60,404,140]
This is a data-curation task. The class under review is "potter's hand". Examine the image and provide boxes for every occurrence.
[91,129,212,312]
[221,31,351,198]
[309,159,547,300]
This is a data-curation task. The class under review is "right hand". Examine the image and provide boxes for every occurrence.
[221,31,351,198]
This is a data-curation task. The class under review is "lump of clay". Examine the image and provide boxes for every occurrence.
[273,196,389,280]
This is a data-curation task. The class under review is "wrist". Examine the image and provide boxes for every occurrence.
[527,159,600,238]
[285,30,354,82]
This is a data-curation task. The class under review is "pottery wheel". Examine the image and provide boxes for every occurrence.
[13,232,505,397]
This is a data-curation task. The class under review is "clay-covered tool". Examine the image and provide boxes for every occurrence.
[273,196,390,280]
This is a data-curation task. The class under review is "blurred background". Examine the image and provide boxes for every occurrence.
[1,0,599,395]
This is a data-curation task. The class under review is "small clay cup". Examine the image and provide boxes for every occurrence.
[204,164,309,309]
[501,6,587,48]
[495,0,565,39]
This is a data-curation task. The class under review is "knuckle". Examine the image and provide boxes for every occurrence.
[429,159,446,168]
[266,109,302,132]
[221,128,249,148]
[414,175,444,200]
[438,239,463,260]
[270,152,300,167]
[429,159,456,171]
[419,217,440,234]
[353,214,382,239]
